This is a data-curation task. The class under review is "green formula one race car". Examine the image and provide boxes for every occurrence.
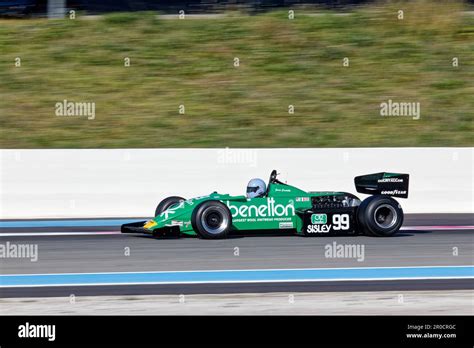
[122,170,409,239]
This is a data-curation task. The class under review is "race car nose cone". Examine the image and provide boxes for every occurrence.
[144,220,158,229]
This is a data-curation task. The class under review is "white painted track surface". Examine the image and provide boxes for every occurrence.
[1,148,472,218]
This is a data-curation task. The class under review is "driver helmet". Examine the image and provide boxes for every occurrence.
[246,178,266,198]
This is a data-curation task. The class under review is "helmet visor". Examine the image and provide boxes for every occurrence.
[246,186,259,194]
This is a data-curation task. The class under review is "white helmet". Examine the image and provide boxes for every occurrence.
[246,178,266,198]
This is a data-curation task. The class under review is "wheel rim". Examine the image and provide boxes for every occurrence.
[373,204,398,229]
[200,206,229,234]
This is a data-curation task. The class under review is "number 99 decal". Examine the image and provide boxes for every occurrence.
[332,214,350,230]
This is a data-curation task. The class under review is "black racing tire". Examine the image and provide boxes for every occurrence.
[357,195,403,237]
[155,196,186,217]
[191,200,232,239]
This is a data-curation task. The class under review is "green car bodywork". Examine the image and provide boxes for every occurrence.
[144,181,345,236]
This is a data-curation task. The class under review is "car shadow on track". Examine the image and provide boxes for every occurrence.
[131,229,433,241]
[394,230,433,237]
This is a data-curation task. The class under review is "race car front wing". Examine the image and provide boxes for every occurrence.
[121,221,181,237]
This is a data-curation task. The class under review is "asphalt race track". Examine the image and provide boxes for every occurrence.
[0,214,472,298]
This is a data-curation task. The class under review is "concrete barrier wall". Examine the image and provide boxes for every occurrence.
[1,148,472,218]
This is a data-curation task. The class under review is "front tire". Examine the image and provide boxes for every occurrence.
[192,200,232,239]
[155,196,186,217]
[357,195,403,237]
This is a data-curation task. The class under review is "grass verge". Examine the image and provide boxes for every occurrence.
[0,1,473,148]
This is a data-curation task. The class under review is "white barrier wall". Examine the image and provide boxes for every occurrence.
[0,148,472,218]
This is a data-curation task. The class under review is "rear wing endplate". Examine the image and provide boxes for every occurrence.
[354,172,409,198]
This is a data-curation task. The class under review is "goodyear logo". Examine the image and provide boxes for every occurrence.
[311,213,327,224]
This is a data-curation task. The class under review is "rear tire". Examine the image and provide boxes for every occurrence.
[192,200,232,239]
[357,195,403,237]
[155,196,186,217]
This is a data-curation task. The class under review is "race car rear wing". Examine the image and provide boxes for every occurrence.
[354,172,409,198]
